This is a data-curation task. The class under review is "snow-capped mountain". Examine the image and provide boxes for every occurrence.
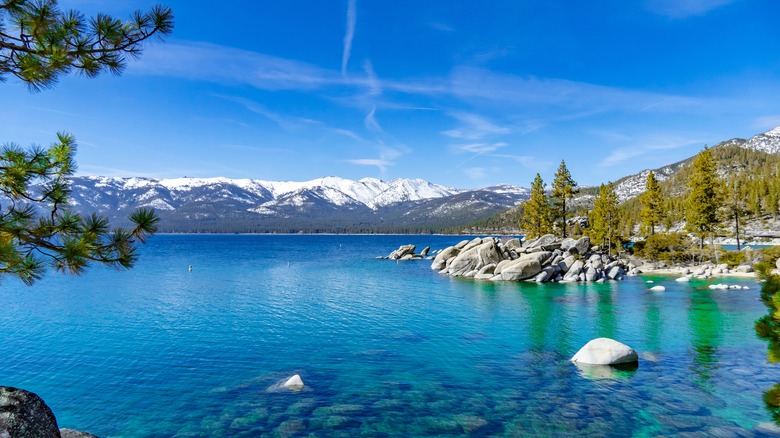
[62,176,527,232]
[741,126,780,154]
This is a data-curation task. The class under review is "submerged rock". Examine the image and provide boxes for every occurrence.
[570,338,638,366]
[284,374,305,389]
[650,285,665,291]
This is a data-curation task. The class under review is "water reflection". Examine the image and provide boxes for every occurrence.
[594,287,617,340]
[688,288,722,390]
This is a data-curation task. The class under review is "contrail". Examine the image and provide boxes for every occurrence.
[341,0,356,75]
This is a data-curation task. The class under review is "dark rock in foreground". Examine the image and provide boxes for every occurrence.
[0,386,97,438]
[0,386,60,437]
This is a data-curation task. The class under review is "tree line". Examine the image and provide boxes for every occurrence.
[516,145,780,262]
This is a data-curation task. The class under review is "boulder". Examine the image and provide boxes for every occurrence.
[504,238,522,250]
[460,237,484,252]
[493,259,514,275]
[0,386,61,438]
[563,260,584,281]
[420,246,430,257]
[559,238,576,252]
[650,285,665,292]
[388,244,416,260]
[675,276,690,282]
[478,264,496,276]
[284,374,305,389]
[518,251,553,267]
[607,266,624,280]
[535,266,559,283]
[528,234,556,248]
[448,241,503,277]
[431,247,460,271]
[584,267,598,282]
[736,265,754,273]
[570,236,590,255]
[454,239,471,249]
[570,338,638,365]
[776,257,780,270]
[557,256,576,273]
[500,259,542,281]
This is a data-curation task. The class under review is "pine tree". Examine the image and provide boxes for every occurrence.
[685,147,722,248]
[588,182,620,256]
[520,173,553,239]
[639,170,664,236]
[551,159,577,238]
[0,1,173,284]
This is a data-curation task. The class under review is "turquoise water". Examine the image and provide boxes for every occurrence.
[1,235,778,437]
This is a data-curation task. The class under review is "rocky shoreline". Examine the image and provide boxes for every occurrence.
[382,235,773,282]
[429,235,634,283]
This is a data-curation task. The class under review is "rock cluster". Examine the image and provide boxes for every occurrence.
[379,244,431,261]
[431,235,635,283]
[671,262,753,279]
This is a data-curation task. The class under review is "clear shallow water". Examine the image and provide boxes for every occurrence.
[1,235,779,437]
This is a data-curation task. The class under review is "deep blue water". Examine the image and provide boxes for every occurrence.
[1,235,779,437]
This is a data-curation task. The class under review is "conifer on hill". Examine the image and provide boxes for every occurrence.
[551,159,577,238]
[520,173,553,239]
[685,147,722,248]
[639,170,664,236]
[0,1,173,284]
[588,182,620,256]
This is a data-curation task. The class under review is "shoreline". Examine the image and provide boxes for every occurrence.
[638,268,759,278]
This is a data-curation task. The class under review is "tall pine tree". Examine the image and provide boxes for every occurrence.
[520,173,553,239]
[685,147,722,248]
[551,160,577,238]
[639,170,664,236]
[588,182,620,256]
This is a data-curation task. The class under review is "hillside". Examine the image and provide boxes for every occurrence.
[469,125,780,236]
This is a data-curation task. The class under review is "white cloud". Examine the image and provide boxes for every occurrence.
[598,134,704,167]
[645,0,735,18]
[346,158,392,172]
[429,22,454,32]
[342,0,357,75]
[332,128,366,142]
[346,145,407,173]
[442,112,510,140]
[362,60,382,96]
[453,142,508,154]
[364,106,384,133]
[132,41,341,91]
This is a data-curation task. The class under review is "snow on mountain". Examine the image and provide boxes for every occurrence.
[742,126,780,154]
[612,168,673,202]
[65,175,523,218]
[370,178,460,208]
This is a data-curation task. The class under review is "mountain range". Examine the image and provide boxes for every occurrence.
[65,176,529,233]
[55,125,780,233]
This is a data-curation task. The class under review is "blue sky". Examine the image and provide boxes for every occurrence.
[3,0,780,188]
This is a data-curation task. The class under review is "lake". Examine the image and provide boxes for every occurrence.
[1,235,779,436]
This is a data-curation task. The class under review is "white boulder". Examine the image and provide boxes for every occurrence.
[650,285,665,292]
[283,374,304,389]
[570,338,639,365]
[675,277,690,282]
